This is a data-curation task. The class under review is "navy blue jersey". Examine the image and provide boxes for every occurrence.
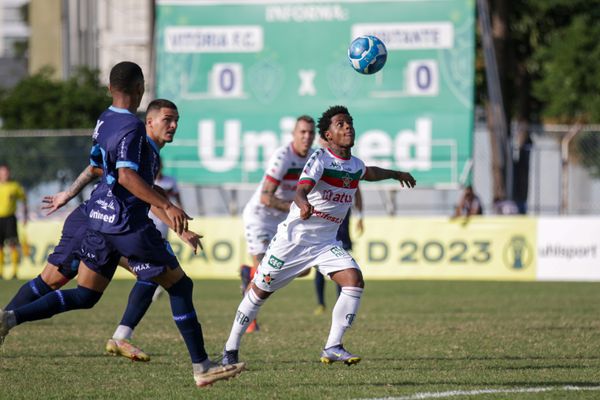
[86,106,160,233]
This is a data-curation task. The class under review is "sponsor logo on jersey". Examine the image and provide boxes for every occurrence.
[312,209,343,224]
[322,190,353,203]
[268,255,285,269]
[131,263,151,273]
[262,272,275,285]
[89,210,116,223]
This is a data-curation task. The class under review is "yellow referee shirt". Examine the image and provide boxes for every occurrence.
[0,181,26,217]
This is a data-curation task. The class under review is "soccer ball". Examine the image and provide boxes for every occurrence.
[348,35,388,75]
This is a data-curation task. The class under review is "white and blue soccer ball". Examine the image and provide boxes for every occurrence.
[348,35,388,75]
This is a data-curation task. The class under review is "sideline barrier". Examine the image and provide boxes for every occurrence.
[3,216,596,281]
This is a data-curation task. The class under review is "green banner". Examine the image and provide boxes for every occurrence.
[156,0,475,187]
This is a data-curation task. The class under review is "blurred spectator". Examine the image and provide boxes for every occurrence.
[0,164,28,279]
[454,185,483,217]
[493,197,519,215]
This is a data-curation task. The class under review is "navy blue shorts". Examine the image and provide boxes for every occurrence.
[47,205,88,280]
[78,223,180,281]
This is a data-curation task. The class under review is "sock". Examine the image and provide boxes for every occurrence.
[225,289,265,351]
[5,275,53,311]
[13,285,102,325]
[113,325,134,341]
[166,276,208,364]
[192,359,213,374]
[0,249,4,277]
[114,279,158,338]
[240,265,251,294]
[325,287,363,349]
[10,248,19,278]
[315,271,326,307]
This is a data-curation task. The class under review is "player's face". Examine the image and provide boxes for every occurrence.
[326,113,354,148]
[0,166,9,182]
[292,120,316,156]
[148,107,179,146]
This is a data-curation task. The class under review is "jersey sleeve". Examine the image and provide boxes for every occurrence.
[15,183,26,200]
[115,125,146,171]
[263,147,288,185]
[89,143,103,168]
[358,159,367,179]
[298,149,324,187]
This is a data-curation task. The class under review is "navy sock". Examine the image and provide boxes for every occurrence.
[13,285,103,325]
[119,280,158,329]
[5,275,53,311]
[315,271,326,307]
[166,276,208,363]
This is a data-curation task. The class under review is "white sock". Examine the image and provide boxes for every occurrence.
[225,289,265,351]
[325,287,363,349]
[112,325,133,340]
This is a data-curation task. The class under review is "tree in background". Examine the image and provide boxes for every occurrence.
[479,0,600,212]
[0,66,109,188]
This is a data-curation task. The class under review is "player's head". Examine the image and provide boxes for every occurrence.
[0,164,9,182]
[109,61,145,107]
[145,99,179,148]
[318,105,354,147]
[292,115,315,157]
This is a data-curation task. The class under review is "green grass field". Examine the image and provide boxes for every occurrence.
[1,278,600,399]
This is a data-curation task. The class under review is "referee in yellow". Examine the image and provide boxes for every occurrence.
[0,164,27,279]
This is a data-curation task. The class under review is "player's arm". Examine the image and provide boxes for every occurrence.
[259,178,291,212]
[118,168,190,234]
[151,185,202,253]
[42,165,103,215]
[354,185,364,235]
[362,166,416,188]
[294,181,315,220]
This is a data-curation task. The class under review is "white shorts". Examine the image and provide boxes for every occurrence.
[243,206,281,256]
[149,213,169,239]
[253,232,360,292]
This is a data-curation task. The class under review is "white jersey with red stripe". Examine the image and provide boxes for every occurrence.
[280,147,365,246]
[243,143,315,225]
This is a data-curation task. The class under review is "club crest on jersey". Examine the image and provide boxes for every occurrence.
[262,272,275,286]
[267,255,285,270]
[342,173,352,188]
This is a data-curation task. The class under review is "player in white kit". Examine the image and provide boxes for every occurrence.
[222,105,416,366]
[240,115,316,332]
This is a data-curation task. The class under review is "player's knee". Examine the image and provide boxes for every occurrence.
[74,285,103,309]
[167,274,193,295]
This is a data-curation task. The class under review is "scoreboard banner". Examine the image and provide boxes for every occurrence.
[155,0,475,187]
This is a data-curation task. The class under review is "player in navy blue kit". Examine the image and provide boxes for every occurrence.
[2,100,202,362]
[0,62,244,387]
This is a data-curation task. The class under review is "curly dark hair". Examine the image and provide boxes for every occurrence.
[317,105,352,140]
[109,61,144,94]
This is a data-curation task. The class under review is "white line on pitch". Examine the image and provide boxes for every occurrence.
[356,385,600,400]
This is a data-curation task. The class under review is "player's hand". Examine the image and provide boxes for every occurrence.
[41,191,72,215]
[165,204,191,235]
[355,218,364,237]
[179,230,203,254]
[299,202,314,220]
[395,172,416,188]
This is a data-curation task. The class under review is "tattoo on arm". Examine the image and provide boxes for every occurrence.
[67,168,96,197]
